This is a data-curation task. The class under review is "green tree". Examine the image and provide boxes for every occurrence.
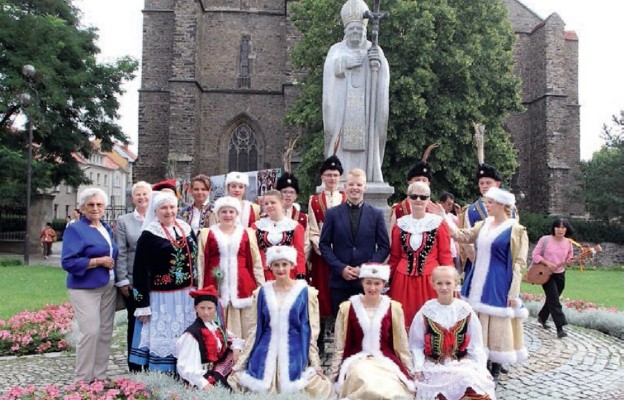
[0,0,138,206]
[575,114,624,223]
[287,0,522,202]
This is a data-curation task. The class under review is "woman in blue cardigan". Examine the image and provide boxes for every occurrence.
[62,188,119,383]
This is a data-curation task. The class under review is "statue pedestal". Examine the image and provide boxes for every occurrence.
[364,182,395,225]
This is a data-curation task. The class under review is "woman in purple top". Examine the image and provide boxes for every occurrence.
[61,188,119,383]
[531,217,574,338]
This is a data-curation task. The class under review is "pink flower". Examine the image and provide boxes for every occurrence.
[43,384,61,399]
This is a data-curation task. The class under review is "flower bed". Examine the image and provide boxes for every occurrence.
[0,303,73,356]
[3,378,151,400]
[521,292,619,313]
[521,292,624,339]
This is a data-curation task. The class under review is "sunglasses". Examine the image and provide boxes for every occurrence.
[408,194,430,201]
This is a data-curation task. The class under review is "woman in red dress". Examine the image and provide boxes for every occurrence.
[251,190,306,281]
[388,181,452,328]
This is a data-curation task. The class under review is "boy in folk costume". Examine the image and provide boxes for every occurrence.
[276,172,308,229]
[277,138,308,230]
[307,155,346,354]
[389,144,438,226]
[176,286,244,391]
[458,124,518,282]
[224,172,261,228]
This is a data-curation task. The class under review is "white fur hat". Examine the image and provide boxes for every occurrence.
[213,196,241,215]
[225,171,249,187]
[266,246,298,267]
[359,263,390,282]
[484,187,516,207]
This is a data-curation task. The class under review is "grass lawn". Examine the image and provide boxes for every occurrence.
[0,265,69,320]
[521,269,624,310]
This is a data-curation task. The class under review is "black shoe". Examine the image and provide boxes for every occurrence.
[557,329,568,339]
[537,316,551,329]
[490,362,502,382]
[500,364,509,374]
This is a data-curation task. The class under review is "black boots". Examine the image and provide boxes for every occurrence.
[557,327,568,338]
[490,362,502,383]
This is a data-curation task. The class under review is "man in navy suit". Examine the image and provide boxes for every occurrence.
[320,168,390,315]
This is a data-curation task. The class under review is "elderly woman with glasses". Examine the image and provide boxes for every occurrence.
[62,188,118,383]
[388,181,453,329]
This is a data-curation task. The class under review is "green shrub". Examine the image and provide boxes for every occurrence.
[0,258,22,267]
[519,212,551,242]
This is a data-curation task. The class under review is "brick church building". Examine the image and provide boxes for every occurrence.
[135,0,582,215]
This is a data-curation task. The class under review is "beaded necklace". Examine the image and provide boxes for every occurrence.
[161,222,194,285]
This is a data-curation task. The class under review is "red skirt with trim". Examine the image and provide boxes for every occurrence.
[388,272,437,329]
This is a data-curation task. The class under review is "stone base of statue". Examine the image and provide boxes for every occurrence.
[364,182,394,224]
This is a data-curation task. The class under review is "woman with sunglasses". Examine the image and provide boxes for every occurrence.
[388,181,453,329]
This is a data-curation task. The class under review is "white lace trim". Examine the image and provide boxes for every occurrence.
[419,299,472,329]
[138,288,196,358]
[397,213,444,234]
[143,219,192,240]
[254,217,298,232]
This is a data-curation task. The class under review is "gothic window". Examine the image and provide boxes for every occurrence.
[237,35,251,88]
[228,124,258,172]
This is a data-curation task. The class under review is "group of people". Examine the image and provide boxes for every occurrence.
[59,150,576,400]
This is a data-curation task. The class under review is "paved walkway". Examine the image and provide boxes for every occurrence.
[0,316,623,399]
[2,247,623,399]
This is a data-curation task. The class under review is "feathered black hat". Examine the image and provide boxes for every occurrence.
[276,172,300,194]
[406,144,438,182]
[319,155,344,175]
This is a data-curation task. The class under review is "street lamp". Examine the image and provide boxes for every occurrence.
[19,64,36,266]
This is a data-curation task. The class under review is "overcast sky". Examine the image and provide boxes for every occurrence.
[76,0,623,160]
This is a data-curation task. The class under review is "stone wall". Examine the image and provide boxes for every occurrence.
[136,0,582,217]
[134,1,175,182]
[136,0,296,182]
[504,3,582,216]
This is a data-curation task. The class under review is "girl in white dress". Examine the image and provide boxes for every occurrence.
[409,266,496,400]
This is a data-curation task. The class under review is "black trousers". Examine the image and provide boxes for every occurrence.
[538,272,567,329]
[331,286,363,316]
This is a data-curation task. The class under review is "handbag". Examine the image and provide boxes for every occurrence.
[115,290,127,311]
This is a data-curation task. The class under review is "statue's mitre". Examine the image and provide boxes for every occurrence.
[341,0,369,27]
